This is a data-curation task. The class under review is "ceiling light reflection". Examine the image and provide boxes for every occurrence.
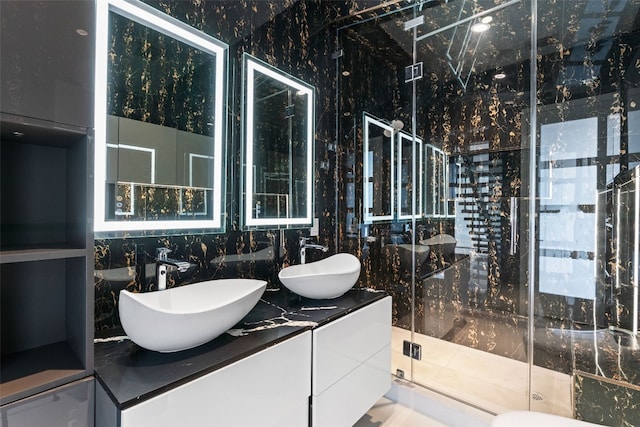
[471,22,490,33]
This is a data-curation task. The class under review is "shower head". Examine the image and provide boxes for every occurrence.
[391,119,404,130]
[384,119,405,137]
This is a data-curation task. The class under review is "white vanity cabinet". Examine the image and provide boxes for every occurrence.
[96,295,392,427]
[311,296,392,427]
[99,331,312,427]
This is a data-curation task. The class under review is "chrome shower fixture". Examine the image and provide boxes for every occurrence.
[383,119,405,137]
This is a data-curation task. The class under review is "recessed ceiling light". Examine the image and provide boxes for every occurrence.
[471,22,490,33]
[481,16,493,24]
[76,28,89,36]
[494,72,507,80]
[342,71,351,77]
[12,131,24,137]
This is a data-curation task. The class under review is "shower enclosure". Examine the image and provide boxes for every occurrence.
[335,0,640,422]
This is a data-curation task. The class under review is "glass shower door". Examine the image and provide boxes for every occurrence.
[408,0,537,413]
[338,0,640,420]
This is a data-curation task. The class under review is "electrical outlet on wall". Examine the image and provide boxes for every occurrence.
[310,217,319,237]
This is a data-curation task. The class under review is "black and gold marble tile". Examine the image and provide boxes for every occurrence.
[95,0,640,418]
[575,373,640,426]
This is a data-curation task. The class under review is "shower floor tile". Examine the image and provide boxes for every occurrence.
[391,327,572,416]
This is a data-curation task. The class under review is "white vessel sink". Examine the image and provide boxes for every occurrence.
[119,279,267,352]
[278,253,361,299]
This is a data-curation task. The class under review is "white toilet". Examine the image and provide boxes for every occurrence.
[492,411,602,427]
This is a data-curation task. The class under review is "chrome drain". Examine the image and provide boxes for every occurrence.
[532,391,545,401]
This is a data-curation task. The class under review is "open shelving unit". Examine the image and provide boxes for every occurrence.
[0,113,94,406]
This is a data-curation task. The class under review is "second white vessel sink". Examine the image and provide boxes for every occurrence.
[119,279,267,352]
[278,253,361,299]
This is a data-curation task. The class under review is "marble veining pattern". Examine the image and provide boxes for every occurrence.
[575,373,640,426]
[94,288,385,408]
[94,0,640,421]
[226,297,320,337]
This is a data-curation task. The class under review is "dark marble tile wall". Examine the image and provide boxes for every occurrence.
[95,0,640,418]
[94,0,380,334]
[575,373,640,426]
[335,0,640,417]
[107,11,216,133]
[95,229,300,333]
[335,1,527,355]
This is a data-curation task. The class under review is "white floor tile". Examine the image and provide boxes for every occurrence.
[354,397,449,427]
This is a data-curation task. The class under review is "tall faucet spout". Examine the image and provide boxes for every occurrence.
[299,237,329,264]
[155,248,190,290]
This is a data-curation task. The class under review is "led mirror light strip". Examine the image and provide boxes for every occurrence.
[94,0,227,232]
[397,132,423,220]
[244,57,314,227]
[363,113,395,223]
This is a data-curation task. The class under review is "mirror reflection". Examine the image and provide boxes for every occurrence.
[243,55,314,227]
[424,144,451,218]
[398,132,423,219]
[363,113,452,222]
[363,113,395,223]
[94,0,227,234]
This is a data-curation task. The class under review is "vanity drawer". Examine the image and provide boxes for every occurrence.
[312,296,391,396]
[120,331,311,427]
[312,344,391,427]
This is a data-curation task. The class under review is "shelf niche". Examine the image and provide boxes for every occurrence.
[0,114,93,406]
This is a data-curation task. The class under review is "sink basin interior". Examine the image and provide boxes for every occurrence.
[278,253,361,299]
[119,279,267,352]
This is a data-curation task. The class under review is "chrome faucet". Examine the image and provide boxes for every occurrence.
[299,237,328,264]
[156,248,190,290]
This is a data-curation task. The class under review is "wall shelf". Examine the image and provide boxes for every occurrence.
[0,116,93,408]
[0,1,95,421]
[0,342,86,405]
[0,248,87,264]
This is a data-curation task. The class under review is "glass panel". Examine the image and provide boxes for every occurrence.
[340,0,640,420]
[611,167,640,336]
[338,0,533,413]
[408,0,534,413]
[536,1,640,423]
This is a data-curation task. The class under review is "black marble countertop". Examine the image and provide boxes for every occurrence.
[94,287,387,409]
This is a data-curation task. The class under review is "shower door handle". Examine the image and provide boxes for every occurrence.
[510,197,518,255]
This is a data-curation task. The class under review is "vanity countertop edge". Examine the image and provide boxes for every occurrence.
[94,287,388,409]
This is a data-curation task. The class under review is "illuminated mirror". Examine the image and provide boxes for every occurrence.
[398,132,423,219]
[243,55,314,227]
[424,144,451,218]
[94,0,227,234]
[363,113,394,223]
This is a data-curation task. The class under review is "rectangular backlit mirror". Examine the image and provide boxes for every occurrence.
[94,0,227,235]
[363,113,394,223]
[242,54,314,228]
[424,143,451,218]
[398,132,423,220]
